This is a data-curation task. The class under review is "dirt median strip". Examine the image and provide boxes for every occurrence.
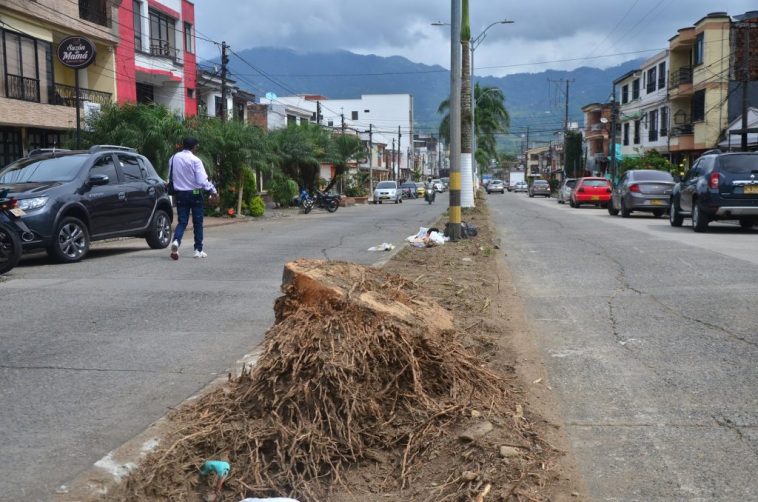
[58,197,588,501]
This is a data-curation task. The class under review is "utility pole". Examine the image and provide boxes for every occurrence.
[609,93,619,180]
[368,124,374,198]
[392,138,396,180]
[316,101,322,125]
[741,23,750,151]
[341,111,345,134]
[447,0,462,240]
[220,41,229,121]
[563,79,570,176]
[397,125,402,181]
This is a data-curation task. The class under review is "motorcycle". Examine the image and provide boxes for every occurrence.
[424,187,436,204]
[301,190,339,214]
[0,189,27,275]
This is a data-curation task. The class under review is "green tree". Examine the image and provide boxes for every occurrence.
[323,133,365,193]
[269,122,326,191]
[564,131,583,178]
[82,103,186,176]
[618,150,676,177]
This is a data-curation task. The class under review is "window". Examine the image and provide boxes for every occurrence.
[692,90,705,121]
[694,33,704,65]
[351,111,358,120]
[136,82,154,104]
[327,120,334,127]
[646,67,656,93]
[621,85,629,104]
[214,96,223,117]
[660,107,668,137]
[632,79,640,100]
[0,29,54,104]
[648,110,658,142]
[90,156,118,184]
[658,62,666,89]
[79,0,108,27]
[148,9,177,58]
[236,102,245,122]
[187,88,194,98]
[118,154,144,181]
[623,123,630,145]
[184,22,193,53]
[633,120,640,144]
[133,0,142,51]
[0,127,22,168]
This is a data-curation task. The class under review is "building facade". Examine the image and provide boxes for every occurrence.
[0,0,119,165]
[581,102,613,176]
[115,0,197,116]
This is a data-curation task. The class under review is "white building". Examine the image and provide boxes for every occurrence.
[637,50,670,155]
[615,69,643,158]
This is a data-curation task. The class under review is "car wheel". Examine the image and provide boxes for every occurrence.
[145,209,172,249]
[739,218,754,230]
[0,222,22,275]
[48,216,89,263]
[620,200,631,218]
[692,201,708,233]
[652,209,664,218]
[607,199,619,216]
[394,198,399,204]
[529,193,534,198]
[669,198,684,227]
[379,201,383,204]
[373,200,377,204]
[569,198,576,208]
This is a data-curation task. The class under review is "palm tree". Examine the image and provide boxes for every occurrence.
[323,133,365,193]
[438,84,510,174]
[460,0,473,206]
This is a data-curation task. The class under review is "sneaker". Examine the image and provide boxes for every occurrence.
[193,250,207,258]
[170,240,179,260]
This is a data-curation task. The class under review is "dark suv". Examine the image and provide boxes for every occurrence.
[669,150,758,232]
[0,146,173,262]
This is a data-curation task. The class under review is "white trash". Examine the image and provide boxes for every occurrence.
[367,242,395,251]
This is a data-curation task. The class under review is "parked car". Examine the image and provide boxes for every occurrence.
[414,182,426,197]
[486,179,505,194]
[669,150,758,232]
[557,178,577,204]
[608,169,674,218]
[570,177,612,208]
[373,180,403,204]
[513,181,528,193]
[432,179,445,192]
[441,177,450,189]
[529,179,551,197]
[0,145,173,263]
[399,181,418,199]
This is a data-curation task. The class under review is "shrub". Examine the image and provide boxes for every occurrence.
[269,176,299,207]
[249,195,265,217]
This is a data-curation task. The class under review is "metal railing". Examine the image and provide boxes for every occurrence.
[149,39,180,60]
[79,0,109,27]
[669,67,693,88]
[53,83,112,107]
[6,74,40,102]
[670,124,694,136]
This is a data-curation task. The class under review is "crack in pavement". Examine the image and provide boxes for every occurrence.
[713,415,746,440]
[0,364,215,375]
[321,233,347,260]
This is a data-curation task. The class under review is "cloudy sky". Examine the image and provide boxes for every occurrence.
[195,1,756,77]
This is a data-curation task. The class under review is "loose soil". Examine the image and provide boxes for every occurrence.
[106,197,588,501]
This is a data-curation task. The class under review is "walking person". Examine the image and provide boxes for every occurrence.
[168,137,218,260]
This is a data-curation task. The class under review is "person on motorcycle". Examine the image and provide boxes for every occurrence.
[425,177,436,203]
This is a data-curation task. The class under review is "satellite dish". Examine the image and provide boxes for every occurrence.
[600,117,609,124]
[265,92,277,101]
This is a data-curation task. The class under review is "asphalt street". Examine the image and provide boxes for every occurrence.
[488,192,758,501]
[0,198,444,501]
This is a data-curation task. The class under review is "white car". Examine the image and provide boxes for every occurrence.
[373,181,403,204]
[513,181,528,193]
[432,179,445,192]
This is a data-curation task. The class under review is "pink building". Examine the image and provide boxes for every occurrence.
[115,0,197,116]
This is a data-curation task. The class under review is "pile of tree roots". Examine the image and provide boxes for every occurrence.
[118,260,510,501]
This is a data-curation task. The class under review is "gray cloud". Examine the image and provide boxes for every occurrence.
[195,0,755,76]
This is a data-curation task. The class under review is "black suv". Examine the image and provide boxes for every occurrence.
[670,151,758,232]
[0,146,173,262]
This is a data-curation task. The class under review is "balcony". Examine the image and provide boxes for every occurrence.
[53,83,112,107]
[78,0,109,27]
[6,74,40,103]
[669,67,693,89]
[670,123,694,136]
[149,39,180,60]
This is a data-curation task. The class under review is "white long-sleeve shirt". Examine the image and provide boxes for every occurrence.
[169,150,216,193]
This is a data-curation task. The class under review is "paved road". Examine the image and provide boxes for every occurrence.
[0,198,444,501]
[488,192,758,501]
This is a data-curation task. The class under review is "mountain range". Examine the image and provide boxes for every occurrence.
[224,47,643,148]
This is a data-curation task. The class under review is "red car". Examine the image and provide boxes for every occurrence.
[570,177,612,208]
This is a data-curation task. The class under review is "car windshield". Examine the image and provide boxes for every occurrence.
[632,170,673,182]
[0,155,87,183]
[491,180,502,184]
[720,155,758,174]
[583,179,610,187]
[534,180,548,185]
[376,181,395,189]
[565,180,577,188]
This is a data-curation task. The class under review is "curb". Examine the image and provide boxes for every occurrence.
[56,350,261,501]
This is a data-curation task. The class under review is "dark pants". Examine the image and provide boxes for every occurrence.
[172,191,204,251]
